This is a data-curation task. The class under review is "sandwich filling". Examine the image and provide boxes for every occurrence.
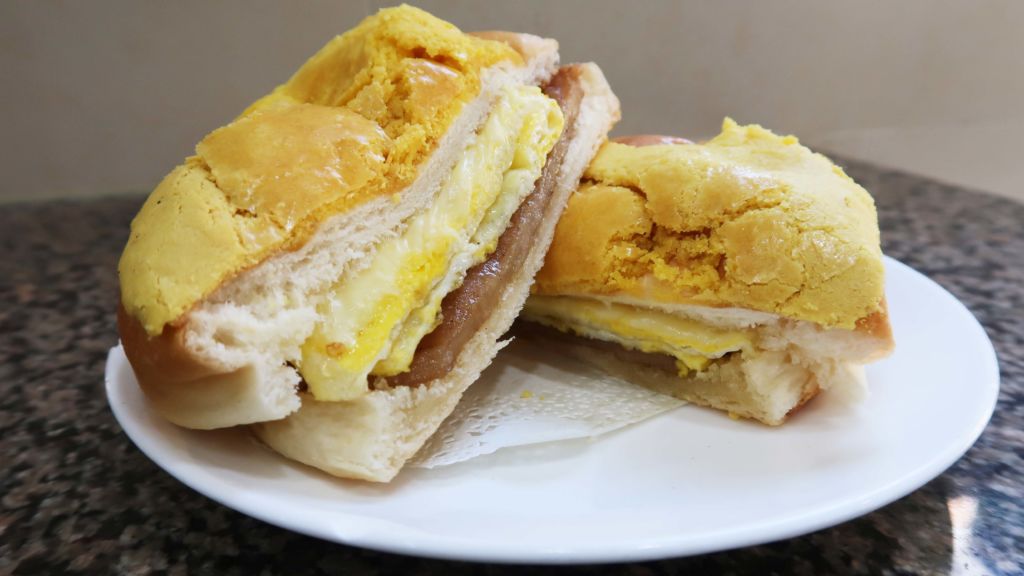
[300,85,564,400]
[389,66,586,387]
[524,295,750,375]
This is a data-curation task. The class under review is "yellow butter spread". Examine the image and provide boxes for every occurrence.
[524,295,749,374]
[534,119,886,329]
[299,85,563,401]
[119,5,520,336]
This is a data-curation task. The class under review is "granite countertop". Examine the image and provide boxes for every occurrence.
[1,159,1021,575]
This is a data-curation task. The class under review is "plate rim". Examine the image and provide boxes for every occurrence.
[105,256,1000,564]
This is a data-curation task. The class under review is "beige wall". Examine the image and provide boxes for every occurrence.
[3,1,1023,203]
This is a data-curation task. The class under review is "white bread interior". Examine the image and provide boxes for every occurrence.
[131,34,560,431]
[523,298,892,426]
[252,63,621,481]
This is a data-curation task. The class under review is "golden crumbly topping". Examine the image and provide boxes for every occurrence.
[120,5,521,335]
[534,118,886,329]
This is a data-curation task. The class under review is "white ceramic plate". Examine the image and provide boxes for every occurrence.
[106,257,999,564]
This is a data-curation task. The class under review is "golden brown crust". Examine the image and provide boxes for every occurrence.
[117,304,258,429]
[119,302,301,429]
[854,298,895,358]
[117,303,225,384]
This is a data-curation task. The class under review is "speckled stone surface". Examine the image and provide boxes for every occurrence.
[1,159,1022,575]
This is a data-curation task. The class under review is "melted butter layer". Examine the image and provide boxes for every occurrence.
[299,85,563,401]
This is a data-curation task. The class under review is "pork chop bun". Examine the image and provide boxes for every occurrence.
[117,5,620,481]
[523,121,893,425]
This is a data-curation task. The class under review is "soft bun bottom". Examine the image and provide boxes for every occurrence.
[535,331,867,425]
[251,339,511,482]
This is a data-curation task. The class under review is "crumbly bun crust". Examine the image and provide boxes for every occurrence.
[120,6,526,337]
[534,119,890,331]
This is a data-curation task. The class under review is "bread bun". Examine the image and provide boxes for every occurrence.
[117,5,622,480]
[525,121,893,424]
[118,8,560,430]
[535,119,889,332]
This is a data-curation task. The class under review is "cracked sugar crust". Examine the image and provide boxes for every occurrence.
[118,5,521,336]
[534,119,886,329]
